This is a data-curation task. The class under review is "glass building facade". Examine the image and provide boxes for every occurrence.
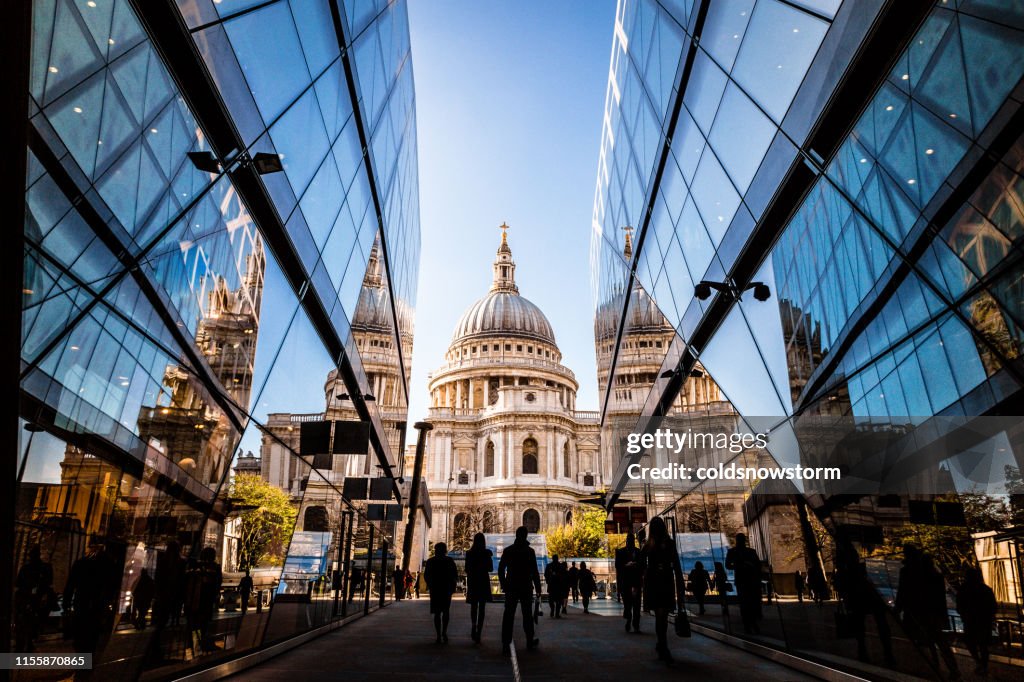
[15,0,420,679]
[592,0,1024,678]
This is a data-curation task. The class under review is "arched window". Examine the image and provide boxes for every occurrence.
[563,442,571,478]
[565,510,573,525]
[523,508,540,533]
[522,438,538,475]
[485,440,495,477]
[303,506,329,532]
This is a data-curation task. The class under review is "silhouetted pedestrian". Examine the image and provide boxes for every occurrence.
[544,554,566,618]
[414,570,421,599]
[132,568,155,629]
[957,567,995,675]
[348,566,363,602]
[184,547,222,653]
[579,562,597,613]
[393,566,405,601]
[642,517,685,662]
[895,544,959,678]
[567,561,579,606]
[616,532,642,632]
[424,542,458,643]
[688,561,711,616]
[465,533,493,643]
[794,570,805,603]
[498,526,541,656]
[15,545,54,652]
[238,569,254,616]
[726,533,762,634]
[404,569,415,600]
[63,540,119,654]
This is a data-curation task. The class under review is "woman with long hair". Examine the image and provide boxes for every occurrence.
[464,533,493,642]
[642,517,685,662]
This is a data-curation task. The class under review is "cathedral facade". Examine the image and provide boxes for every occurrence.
[423,229,601,550]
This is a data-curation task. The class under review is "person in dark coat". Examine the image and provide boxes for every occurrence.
[616,532,643,632]
[957,567,996,675]
[132,568,156,629]
[579,562,598,613]
[688,561,712,616]
[184,547,222,653]
[725,533,762,634]
[642,517,685,662]
[567,561,580,604]
[895,545,959,678]
[238,569,254,616]
[424,542,458,643]
[794,570,806,603]
[465,533,493,643]
[15,545,54,652]
[63,540,120,654]
[393,566,406,601]
[498,526,541,656]
[544,554,566,618]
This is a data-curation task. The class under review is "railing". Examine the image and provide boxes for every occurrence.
[428,356,578,381]
[573,410,600,420]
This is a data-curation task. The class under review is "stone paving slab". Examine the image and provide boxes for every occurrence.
[229,597,819,681]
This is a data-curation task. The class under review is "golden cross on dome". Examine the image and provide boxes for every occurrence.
[499,221,510,243]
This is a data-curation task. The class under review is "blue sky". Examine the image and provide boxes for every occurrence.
[406,0,617,423]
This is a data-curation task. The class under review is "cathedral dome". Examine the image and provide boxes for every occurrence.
[452,291,556,345]
[450,226,557,348]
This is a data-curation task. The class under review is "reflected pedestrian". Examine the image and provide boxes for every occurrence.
[465,533,493,643]
[579,562,597,613]
[641,517,685,662]
[424,542,457,644]
[725,533,762,634]
[132,568,155,629]
[184,547,222,654]
[895,544,959,678]
[616,532,642,632]
[957,567,995,675]
[238,569,254,616]
[688,561,711,616]
[63,539,119,654]
[499,526,542,656]
[414,570,421,599]
[794,570,805,603]
[15,545,54,652]
[393,566,405,601]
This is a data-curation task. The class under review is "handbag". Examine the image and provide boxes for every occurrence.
[674,608,692,637]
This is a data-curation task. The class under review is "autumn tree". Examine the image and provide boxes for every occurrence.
[546,507,615,558]
[231,473,297,571]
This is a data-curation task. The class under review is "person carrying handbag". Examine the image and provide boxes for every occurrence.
[641,517,687,662]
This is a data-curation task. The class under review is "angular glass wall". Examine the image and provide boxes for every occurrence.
[16,0,419,679]
[593,0,1024,678]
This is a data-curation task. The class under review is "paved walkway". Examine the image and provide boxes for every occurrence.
[230,597,818,681]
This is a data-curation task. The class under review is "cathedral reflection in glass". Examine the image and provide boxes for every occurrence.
[16,0,419,678]
[592,0,1024,677]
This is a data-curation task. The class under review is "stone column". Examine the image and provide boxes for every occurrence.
[468,378,475,409]
[455,380,463,409]
[546,430,554,479]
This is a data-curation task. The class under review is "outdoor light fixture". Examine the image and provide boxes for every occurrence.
[251,152,284,174]
[187,151,221,173]
[695,279,771,302]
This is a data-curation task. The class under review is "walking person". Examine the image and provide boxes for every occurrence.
[238,569,254,616]
[404,569,415,600]
[498,526,542,656]
[642,518,685,662]
[579,562,597,613]
[544,554,565,618]
[393,566,406,601]
[184,547,222,653]
[616,532,642,632]
[895,545,959,678]
[132,568,155,629]
[14,545,54,652]
[424,542,458,644]
[688,561,712,616]
[568,561,580,604]
[794,570,805,603]
[465,533,493,643]
[957,567,996,675]
[725,533,762,634]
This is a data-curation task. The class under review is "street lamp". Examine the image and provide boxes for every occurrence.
[445,474,455,545]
